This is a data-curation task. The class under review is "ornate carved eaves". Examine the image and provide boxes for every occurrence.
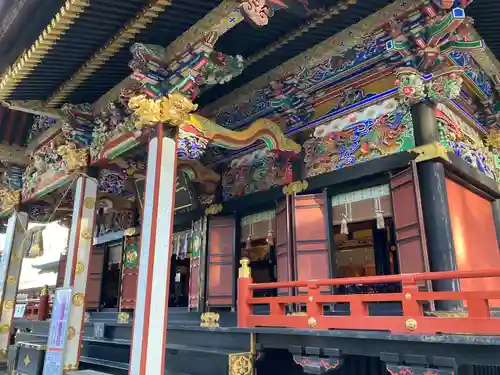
[93,0,244,112]
[203,0,422,114]
[45,0,173,108]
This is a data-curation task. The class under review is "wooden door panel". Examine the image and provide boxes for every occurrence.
[293,193,330,292]
[86,246,105,309]
[276,198,292,295]
[207,216,236,307]
[390,162,430,277]
[120,235,140,310]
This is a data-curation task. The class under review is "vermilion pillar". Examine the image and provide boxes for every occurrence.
[62,173,98,371]
[129,124,178,375]
[0,212,29,359]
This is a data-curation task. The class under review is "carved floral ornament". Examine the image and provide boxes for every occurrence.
[394,67,464,106]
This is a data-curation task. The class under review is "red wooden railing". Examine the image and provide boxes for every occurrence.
[237,259,500,335]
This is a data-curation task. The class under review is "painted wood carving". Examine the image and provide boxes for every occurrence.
[222,148,293,200]
[304,99,414,178]
[120,236,140,310]
[436,103,500,182]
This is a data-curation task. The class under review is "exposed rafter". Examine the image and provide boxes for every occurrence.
[45,0,173,108]
[0,0,89,100]
[202,0,425,114]
[92,0,244,113]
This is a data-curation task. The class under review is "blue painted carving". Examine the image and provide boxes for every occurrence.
[448,51,493,98]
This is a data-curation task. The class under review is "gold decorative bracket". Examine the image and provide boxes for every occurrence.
[411,142,450,163]
[283,180,308,196]
[229,352,253,375]
[200,312,220,328]
[205,204,223,216]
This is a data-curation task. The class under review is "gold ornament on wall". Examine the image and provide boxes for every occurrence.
[0,324,9,333]
[80,230,92,240]
[72,293,84,307]
[128,92,198,128]
[228,353,253,375]
[405,318,417,331]
[67,326,76,340]
[84,197,96,209]
[75,262,85,274]
[3,300,14,309]
[6,276,16,285]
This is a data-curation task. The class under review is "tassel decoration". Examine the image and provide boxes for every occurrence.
[340,203,349,234]
[266,217,274,246]
[245,235,252,250]
[374,197,385,230]
[340,213,349,235]
[266,229,274,246]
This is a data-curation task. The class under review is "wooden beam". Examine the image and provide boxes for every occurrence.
[202,0,425,114]
[45,0,173,108]
[92,0,244,113]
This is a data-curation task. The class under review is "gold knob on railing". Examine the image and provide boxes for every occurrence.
[239,258,251,278]
[40,286,48,297]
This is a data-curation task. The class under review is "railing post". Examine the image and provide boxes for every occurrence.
[237,258,253,328]
[401,278,423,317]
[307,284,322,329]
[37,285,49,321]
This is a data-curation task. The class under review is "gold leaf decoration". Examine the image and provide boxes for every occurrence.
[75,262,84,274]
[83,197,96,209]
[72,293,84,307]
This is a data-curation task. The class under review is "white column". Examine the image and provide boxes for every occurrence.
[0,212,28,359]
[130,125,177,375]
[62,174,98,371]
